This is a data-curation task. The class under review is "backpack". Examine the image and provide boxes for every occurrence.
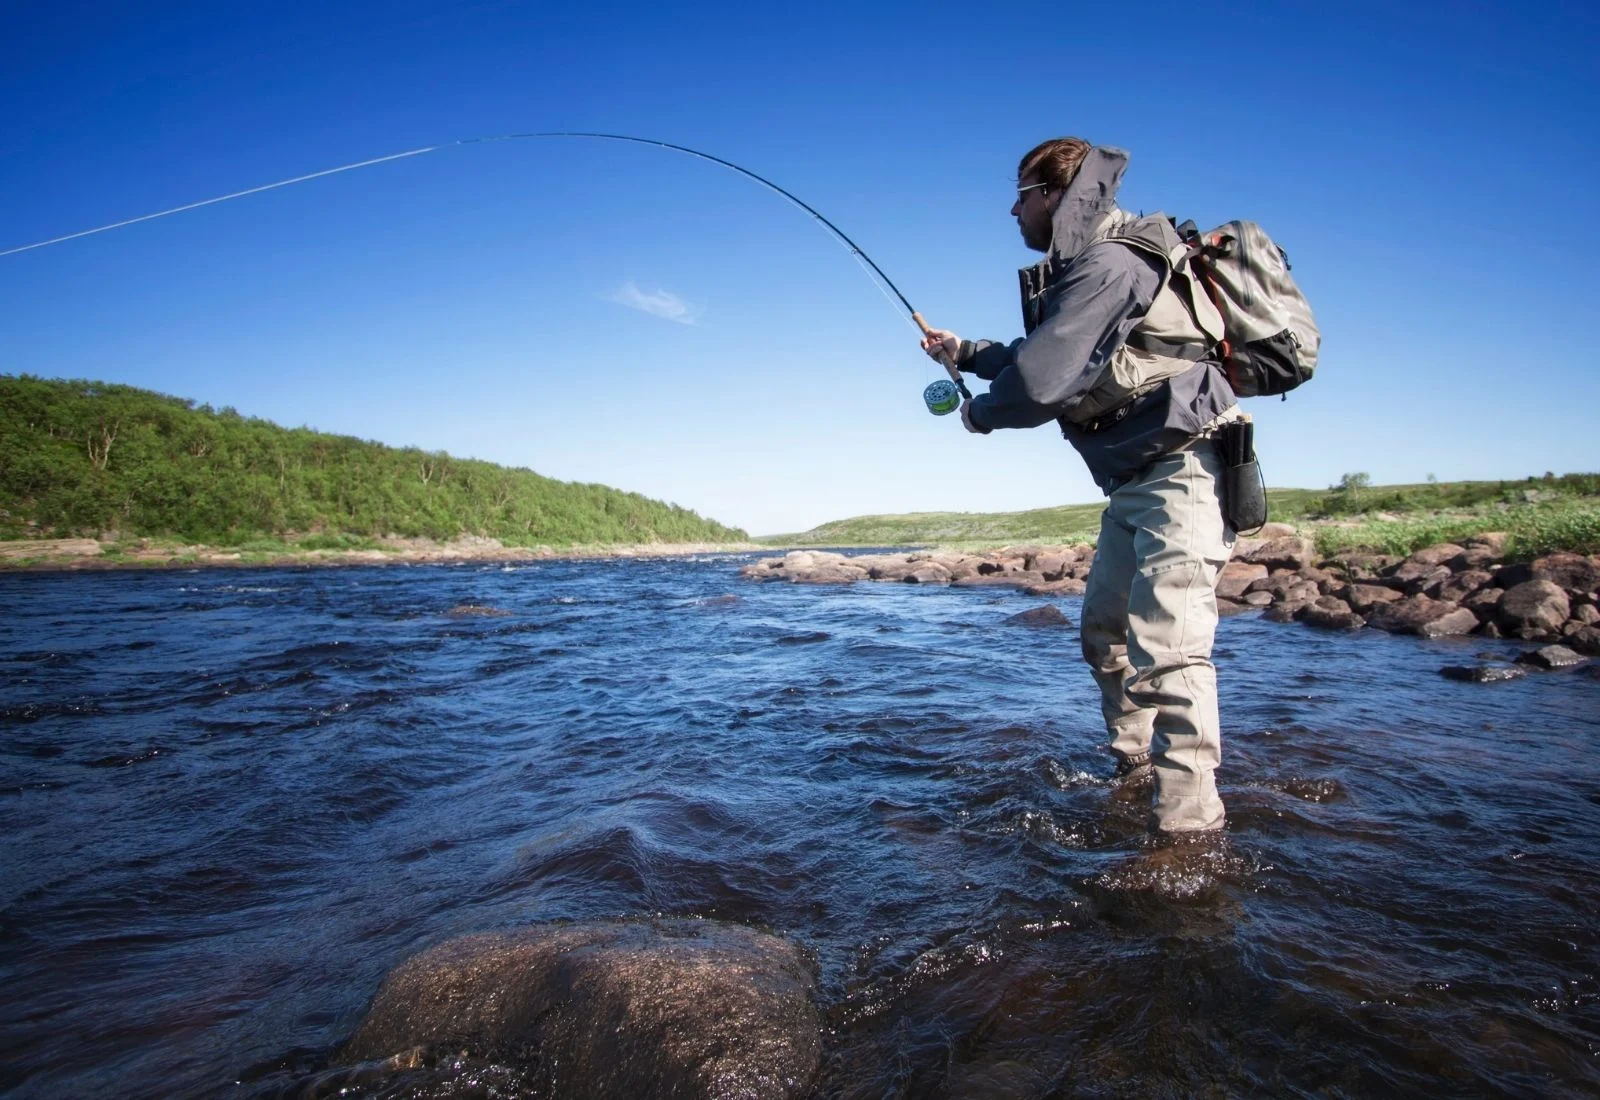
[1176,220,1319,398]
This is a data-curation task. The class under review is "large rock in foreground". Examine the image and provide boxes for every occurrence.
[341,919,821,1099]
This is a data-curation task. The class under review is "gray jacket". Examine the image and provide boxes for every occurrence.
[959,147,1237,492]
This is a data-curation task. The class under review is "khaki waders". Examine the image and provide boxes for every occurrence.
[1080,437,1234,833]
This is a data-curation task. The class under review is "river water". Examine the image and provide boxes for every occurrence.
[2,557,1596,1098]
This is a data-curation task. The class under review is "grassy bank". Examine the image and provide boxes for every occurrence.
[0,534,762,571]
[1,376,745,547]
[761,474,1600,560]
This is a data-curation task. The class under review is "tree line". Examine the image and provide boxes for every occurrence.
[0,375,746,546]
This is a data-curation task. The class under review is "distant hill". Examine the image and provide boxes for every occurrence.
[760,475,1600,558]
[0,375,746,546]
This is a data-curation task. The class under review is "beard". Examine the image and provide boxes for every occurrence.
[1018,217,1051,253]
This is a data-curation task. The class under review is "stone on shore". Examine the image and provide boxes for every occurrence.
[1431,569,1495,603]
[1299,596,1365,631]
[1498,580,1571,638]
[1023,577,1088,597]
[1416,606,1480,638]
[741,546,1093,592]
[1496,552,1600,596]
[1216,561,1269,600]
[1238,536,1318,571]
[1365,595,1465,635]
[341,919,820,1100]
[1343,584,1404,613]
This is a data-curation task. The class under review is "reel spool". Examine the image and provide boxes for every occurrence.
[923,379,961,416]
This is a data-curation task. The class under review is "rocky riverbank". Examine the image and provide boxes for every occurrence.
[0,535,763,571]
[739,524,1600,660]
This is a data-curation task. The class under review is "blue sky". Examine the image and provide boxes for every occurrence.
[4,0,1597,535]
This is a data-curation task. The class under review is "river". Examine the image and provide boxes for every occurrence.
[2,557,1596,1097]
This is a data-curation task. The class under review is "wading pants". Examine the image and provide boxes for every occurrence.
[1080,439,1234,833]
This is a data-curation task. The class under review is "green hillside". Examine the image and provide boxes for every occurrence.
[0,375,745,546]
[762,474,1600,558]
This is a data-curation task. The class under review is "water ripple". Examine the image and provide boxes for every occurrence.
[0,558,1596,1098]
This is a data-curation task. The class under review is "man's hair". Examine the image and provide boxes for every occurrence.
[1017,137,1091,194]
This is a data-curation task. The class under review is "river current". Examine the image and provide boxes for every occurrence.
[2,556,1597,1098]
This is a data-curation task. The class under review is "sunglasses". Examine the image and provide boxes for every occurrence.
[1015,182,1049,201]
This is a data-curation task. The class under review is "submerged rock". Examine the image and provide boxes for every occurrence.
[444,603,511,617]
[1005,604,1072,628]
[1439,665,1528,683]
[341,918,821,1100]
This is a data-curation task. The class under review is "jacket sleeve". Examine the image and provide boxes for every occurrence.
[968,244,1164,431]
[955,338,1022,380]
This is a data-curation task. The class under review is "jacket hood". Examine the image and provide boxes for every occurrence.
[1049,145,1128,263]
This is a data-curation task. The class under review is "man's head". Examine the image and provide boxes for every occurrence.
[1011,137,1092,253]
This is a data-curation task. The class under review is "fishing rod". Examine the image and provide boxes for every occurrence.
[1,130,972,414]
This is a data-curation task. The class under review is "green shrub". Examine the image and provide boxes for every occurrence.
[0,375,746,547]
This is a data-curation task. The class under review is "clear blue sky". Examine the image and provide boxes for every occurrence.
[4,0,1597,535]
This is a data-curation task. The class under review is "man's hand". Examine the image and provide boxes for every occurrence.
[920,328,960,366]
[960,399,990,435]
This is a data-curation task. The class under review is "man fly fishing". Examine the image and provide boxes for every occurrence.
[921,139,1244,836]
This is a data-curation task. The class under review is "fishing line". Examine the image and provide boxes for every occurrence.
[2,130,970,406]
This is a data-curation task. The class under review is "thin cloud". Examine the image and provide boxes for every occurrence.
[607,281,699,325]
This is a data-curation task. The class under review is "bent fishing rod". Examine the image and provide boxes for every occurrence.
[2,130,972,414]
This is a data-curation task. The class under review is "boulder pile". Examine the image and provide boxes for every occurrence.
[740,528,1600,655]
[1224,533,1600,652]
[739,545,1095,597]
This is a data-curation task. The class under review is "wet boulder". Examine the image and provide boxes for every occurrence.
[1005,603,1072,627]
[1497,580,1571,638]
[1515,644,1589,670]
[341,919,821,1100]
